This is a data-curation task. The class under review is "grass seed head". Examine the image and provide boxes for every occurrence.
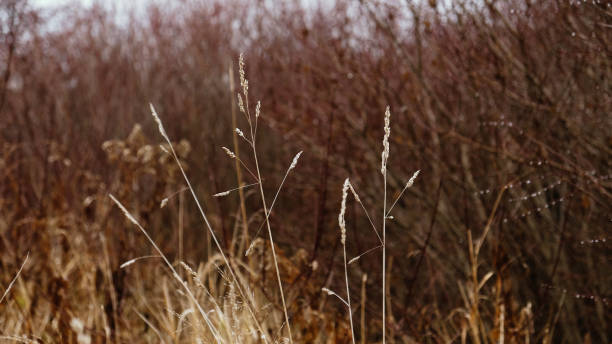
[213,191,231,197]
[149,103,169,143]
[289,151,303,170]
[339,178,350,245]
[238,94,245,113]
[222,146,236,159]
[109,194,139,226]
[406,170,420,188]
[239,53,248,97]
[381,106,391,175]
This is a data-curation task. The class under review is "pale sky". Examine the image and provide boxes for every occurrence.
[31,0,340,12]
[30,0,158,14]
[31,0,149,7]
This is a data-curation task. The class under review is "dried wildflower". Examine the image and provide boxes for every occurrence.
[405,170,420,188]
[213,191,231,197]
[381,106,391,175]
[120,258,138,269]
[221,146,236,159]
[149,103,169,143]
[239,54,245,85]
[321,287,334,296]
[214,182,258,198]
[239,53,248,97]
[289,151,303,170]
[339,178,350,245]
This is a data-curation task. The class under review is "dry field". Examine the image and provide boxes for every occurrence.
[0,0,610,342]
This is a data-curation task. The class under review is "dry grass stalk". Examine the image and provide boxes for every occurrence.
[381,106,390,344]
[335,106,419,343]
[148,104,270,343]
[338,178,356,344]
[226,65,249,255]
[235,55,294,343]
[0,252,28,305]
[108,194,222,342]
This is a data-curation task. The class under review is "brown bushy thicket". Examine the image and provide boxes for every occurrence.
[1,0,610,342]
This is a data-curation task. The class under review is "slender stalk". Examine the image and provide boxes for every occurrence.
[213,182,259,197]
[119,255,161,269]
[251,139,293,343]
[239,52,293,342]
[322,287,349,307]
[348,244,383,265]
[386,170,420,217]
[382,171,387,344]
[109,194,222,343]
[0,252,28,304]
[344,238,356,344]
[229,64,250,256]
[381,106,391,344]
[179,190,184,263]
[339,179,355,344]
[150,104,269,343]
[348,182,382,244]
[246,154,300,255]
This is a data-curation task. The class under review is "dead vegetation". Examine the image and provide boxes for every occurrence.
[0,0,610,342]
